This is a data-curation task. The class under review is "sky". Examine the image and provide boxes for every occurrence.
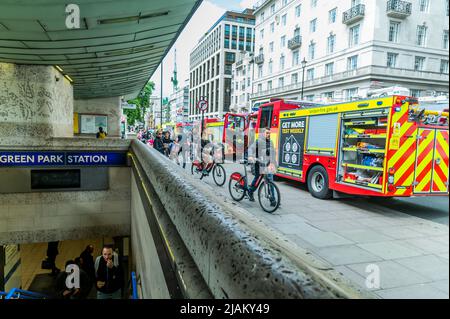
[149,0,259,99]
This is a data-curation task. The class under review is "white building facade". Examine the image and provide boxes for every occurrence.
[230,52,255,113]
[189,9,255,120]
[250,0,449,104]
[169,80,190,123]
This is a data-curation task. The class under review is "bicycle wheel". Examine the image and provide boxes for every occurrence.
[228,174,246,202]
[258,180,281,213]
[212,164,226,186]
[191,163,203,179]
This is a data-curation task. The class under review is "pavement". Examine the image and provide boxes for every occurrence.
[187,162,449,299]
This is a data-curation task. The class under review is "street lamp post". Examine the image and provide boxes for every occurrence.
[301,58,307,99]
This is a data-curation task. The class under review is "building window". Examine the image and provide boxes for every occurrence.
[282,14,287,26]
[260,29,264,40]
[291,73,298,84]
[308,42,316,60]
[281,35,286,47]
[310,19,317,33]
[416,25,427,46]
[268,60,273,74]
[260,12,265,22]
[270,4,275,15]
[306,95,315,101]
[419,0,429,12]
[325,62,334,76]
[410,89,422,97]
[225,24,230,37]
[323,92,334,99]
[295,4,301,17]
[257,83,262,92]
[327,34,336,54]
[278,77,284,88]
[347,55,358,70]
[292,50,300,66]
[349,24,360,47]
[282,0,288,6]
[440,60,449,74]
[258,65,263,78]
[280,55,285,70]
[269,41,274,53]
[387,53,398,68]
[267,80,273,90]
[345,88,359,100]
[443,30,449,49]
[270,22,275,33]
[311,0,317,8]
[329,8,337,23]
[414,56,425,71]
[389,21,400,42]
[306,68,315,80]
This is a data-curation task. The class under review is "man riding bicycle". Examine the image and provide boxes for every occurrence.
[247,127,276,204]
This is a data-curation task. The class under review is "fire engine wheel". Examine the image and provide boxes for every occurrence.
[228,175,245,202]
[307,166,333,199]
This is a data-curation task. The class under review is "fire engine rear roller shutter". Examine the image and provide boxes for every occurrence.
[306,114,339,155]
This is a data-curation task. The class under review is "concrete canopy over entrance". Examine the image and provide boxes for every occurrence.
[0,0,202,99]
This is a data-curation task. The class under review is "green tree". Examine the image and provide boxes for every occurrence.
[124,81,155,125]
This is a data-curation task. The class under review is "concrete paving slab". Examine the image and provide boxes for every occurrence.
[375,283,449,299]
[307,219,365,232]
[429,235,450,245]
[395,255,449,281]
[358,241,424,260]
[401,238,449,255]
[298,230,354,248]
[333,265,373,292]
[437,253,449,260]
[347,260,431,290]
[370,226,426,240]
[430,280,449,295]
[337,229,395,244]
[271,222,319,235]
[406,224,449,236]
[316,245,383,266]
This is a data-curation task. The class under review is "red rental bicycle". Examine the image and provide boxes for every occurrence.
[228,160,281,213]
[191,160,226,186]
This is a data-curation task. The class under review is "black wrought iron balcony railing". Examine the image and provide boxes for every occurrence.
[386,0,412,18]
[254,54,264,64]
[342,4,365,24]
[288,35,302,50]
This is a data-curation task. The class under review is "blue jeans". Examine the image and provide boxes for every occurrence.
[97,289,122,299]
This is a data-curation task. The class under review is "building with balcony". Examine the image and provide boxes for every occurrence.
[230,52,255,113]
[188,9,255,120]
[250,0,449,104]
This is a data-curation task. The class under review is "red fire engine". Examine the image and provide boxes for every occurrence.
[224,96,449,199]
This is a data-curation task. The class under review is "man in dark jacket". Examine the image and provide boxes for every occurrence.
[95,245,124,299]
[80,244,95,284]
[247,127,276,203]
[153,130,165,154]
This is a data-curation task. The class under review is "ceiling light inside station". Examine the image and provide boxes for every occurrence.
[98,11,169,24]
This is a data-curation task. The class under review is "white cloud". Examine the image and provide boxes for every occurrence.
[239,0,259,9]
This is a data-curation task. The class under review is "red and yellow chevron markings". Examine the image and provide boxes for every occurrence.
[386,103,417,195]
[432,130,449,193]
[414,129,436,193]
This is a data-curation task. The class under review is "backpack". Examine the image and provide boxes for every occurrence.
[94,252,119,277]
